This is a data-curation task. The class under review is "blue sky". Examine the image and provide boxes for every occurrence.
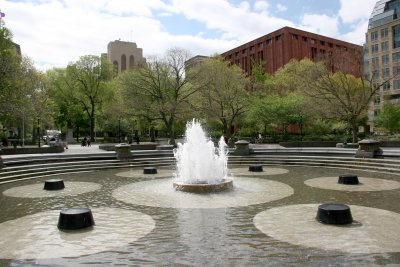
[1,0,377,70]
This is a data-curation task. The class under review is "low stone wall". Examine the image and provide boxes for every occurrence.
[99,143,158,151]
[380,141,400,147]
[0,146,64,155]
[279,141,339,148]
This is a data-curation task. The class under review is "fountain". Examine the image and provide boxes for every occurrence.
[0,121,400,265]
[173,119,233,193]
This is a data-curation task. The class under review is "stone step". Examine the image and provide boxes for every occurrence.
[0,161,175,184]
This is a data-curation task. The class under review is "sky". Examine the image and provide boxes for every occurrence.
[1,0,378,70]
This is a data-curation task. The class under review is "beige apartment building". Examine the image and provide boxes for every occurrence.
[365,0,400,131]
[103,40,146,74]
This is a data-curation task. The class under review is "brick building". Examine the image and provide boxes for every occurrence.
[221,26,363,76]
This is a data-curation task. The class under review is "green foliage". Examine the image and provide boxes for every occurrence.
[189,56,250,137]
[246,92,312,134]
[376,103,400,134]
[117,48,195,144]
[45,56,114,140]
[0,23,49,140]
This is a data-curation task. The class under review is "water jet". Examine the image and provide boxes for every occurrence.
[173,119,231,192]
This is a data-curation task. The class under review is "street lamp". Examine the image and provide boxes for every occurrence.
[37,118,40,148]
[118,119,121,143]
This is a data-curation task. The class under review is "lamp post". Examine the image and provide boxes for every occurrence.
[118,119,121,143]
[37,118,40,148]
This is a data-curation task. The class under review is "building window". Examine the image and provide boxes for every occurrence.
[320,40,325,46]
[292,34,298,40]
[242,49,246,54]
[372,70,379,80]
[393,52,400,62]
[258,51,264,61]
[383,81,391,90]
[129,55,135,69]
[382,67,390,78]
[121,54,127,71]
[235,51,239,56]
[267,39,272,44]
[371,31,378,42]
[393,25,400,48]
[302,36,308,42]
[311,47,317,59]
[371,57,379,67]
[394,79,400,89]
[275,34,283,41]
[250,46,255,52]
[371,44,379,54]
[381,28,389,39]
[328,42,333,48]
[394,65,400,76]
[382,54,390,65]
[310,38,316,44]
[381,41,389,52]
[258,42,264,48]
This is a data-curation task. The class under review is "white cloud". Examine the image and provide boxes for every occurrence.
[276,4,287,12]
[254,1,269,12]
[1,0,376,70]
[339,0,376,24]
[300,14,340,38]
[171,0,293,43]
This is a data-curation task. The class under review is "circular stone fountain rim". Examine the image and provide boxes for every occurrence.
[173,178,233,193]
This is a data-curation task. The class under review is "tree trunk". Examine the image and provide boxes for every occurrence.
[150,126,155,142]
[351,122,358,143]
[90,116,95,142]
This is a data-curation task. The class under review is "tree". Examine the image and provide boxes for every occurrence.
[375,103,400,134]
[46,68,88,141]
[58,55,113,141]
[1,23,49,144]
[247,93,311,137]
[307,72,373,142]
[272,59,377,143]
[118,48,196,145]
[190,56,250,138]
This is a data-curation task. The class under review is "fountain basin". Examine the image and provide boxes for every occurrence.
[316,203,353,225]
[173,179,233,193]
[58,208,95,230]
[43,179,65,190]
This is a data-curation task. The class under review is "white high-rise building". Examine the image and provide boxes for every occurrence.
[365,0,400,131]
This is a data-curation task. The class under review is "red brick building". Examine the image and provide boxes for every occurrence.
[221,26,363,76]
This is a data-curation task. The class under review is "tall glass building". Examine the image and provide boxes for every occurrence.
[366,0,400,131]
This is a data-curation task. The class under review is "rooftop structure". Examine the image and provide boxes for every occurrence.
[104,40,146,74]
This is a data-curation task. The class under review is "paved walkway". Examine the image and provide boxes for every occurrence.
[1,143,400,160]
